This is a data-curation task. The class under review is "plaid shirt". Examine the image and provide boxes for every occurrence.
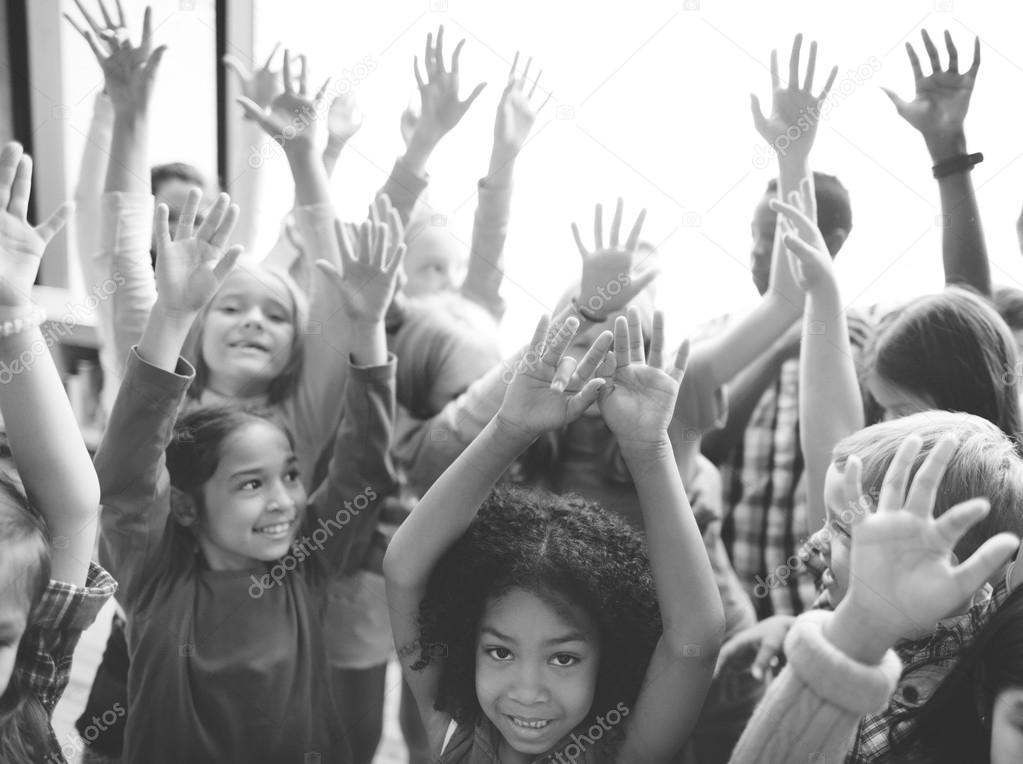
[845,577,1010,763]
[18,562,117,760]
[711,306,883,619]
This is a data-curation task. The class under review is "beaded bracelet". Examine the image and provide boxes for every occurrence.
[0,304,47,339]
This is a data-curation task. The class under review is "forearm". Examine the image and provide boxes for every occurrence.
[105,112,150,195]
[622,438,725,650]
[462,174,513,321]
[0,326,99,583]
[703,294,801,387]
[286,146,332,208]
[322,137,347,179]
[385,417,531,588]
[928,133,990,295]
[799,283,863,530]
[137,301,196,373]
[348,319,387,368]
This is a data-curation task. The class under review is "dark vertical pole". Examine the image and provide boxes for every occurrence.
[6,0,35,222]
[216,0,229,191]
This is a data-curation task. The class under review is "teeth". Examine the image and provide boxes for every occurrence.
[257,522,290,535]
[511,717,550,729]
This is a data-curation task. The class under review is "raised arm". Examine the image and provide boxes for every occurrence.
[379,25,486,225]
[695,35,837,390]
[0,144,85,585]
[69,3,167,376]
[598,311,724,763]
[98,191,241,598]
[303,216,404,574]
[883,31,989,295]
[773,195,862,532]
[321,90,363,179]
[730,436,1019,763]
[384,315,608,755]
[461,53,548,320]
[223,43,284,252]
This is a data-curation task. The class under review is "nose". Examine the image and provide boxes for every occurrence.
[241,305,265,328]
[506,661,550,706]
[267,481,295,514]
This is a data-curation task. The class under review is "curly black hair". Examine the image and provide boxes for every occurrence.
[414,485,661,728]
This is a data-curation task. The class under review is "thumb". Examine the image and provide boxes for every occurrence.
[565,378,605,420]
[750,93,768,134]
[35,201,75,245]
[212,245,243,282]
[880,87,908,117]
[751,635,784,681]
[223,54,250,83]
[462,81,487,109]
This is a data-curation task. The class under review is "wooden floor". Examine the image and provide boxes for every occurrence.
[52,600,409,763]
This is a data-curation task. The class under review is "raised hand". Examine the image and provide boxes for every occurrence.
[66,2,166,115]
[751,34,837,162]
[492,52,549,165]
[599,309,687,446]
[882,31,979,154]
[224,42,284,113]
[715,615,796,681]
[497,316,610,438]
[316,195,406,324]
[770,193,833,292]
[0,144,74,308]
[827,435,1019,661]
[152,188,243,317]
[238,49,329,155]
[571,199,658,320]
[411,25,486,149]
[326,91,364,146]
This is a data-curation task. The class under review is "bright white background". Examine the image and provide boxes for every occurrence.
[58,0,1023,353]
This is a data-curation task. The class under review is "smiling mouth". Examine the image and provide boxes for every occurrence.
[254,520,293,537]
[508,716,552,730]
[229,340,270,352]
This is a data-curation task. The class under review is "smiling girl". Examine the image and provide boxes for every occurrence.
[97,191,404,763]
[385,310,725,763]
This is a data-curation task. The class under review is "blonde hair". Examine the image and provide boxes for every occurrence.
[832,411,1023,559]
[184,261,310,406]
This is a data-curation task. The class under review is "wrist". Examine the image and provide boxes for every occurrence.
[151,300,199,330]
[925,132,967,162]
[492,411,542,446]
[325,137,347,156]
[618,433,673,461]
[487,151,517,184]
[404,133,438,173]
[824,600,900,665]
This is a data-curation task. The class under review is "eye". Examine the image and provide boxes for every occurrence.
[283,468,300,483]
[239,478,262,491]
[550,653,580,668]
[218,303,239,314]
[485,646,513,662]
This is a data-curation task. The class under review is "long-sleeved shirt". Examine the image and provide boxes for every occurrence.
[97,347,396,763]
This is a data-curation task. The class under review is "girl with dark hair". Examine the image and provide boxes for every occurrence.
[386,309,726,762]
[0,141,116,762]
[95,189,403,762]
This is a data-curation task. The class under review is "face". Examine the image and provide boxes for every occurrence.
[0,552,30,698]
[865,370,936,422]
[821,462,854,606]
[476,587,600,760]
[201,269,297,399]
[992,686,1023,764]
[750,194,776,297]
[197,421,307,570]
[402,228,465,298]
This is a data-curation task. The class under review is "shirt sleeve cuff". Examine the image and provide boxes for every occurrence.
[785,610,903,715]
[33,562,118,633]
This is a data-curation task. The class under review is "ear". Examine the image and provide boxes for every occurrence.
[824,228,849,257]
[170,487,200,527]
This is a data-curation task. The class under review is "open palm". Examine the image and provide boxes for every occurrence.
[493,52,548,159]
[153,190,242,315]
[883,31,979,140]
[599,310,685,445]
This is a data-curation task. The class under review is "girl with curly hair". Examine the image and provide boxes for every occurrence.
[385,309,726,763]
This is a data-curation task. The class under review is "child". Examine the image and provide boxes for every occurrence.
[0,141,117,762]
[385,310,726,762]
[728,434,1021,763]
[96,188,404,762]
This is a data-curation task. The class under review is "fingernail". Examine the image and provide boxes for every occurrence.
[751,665,763,681]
